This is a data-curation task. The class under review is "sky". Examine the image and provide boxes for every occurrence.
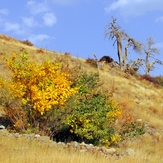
[0,0,163,76]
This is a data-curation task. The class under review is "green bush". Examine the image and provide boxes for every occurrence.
[65,73,122,146]
[120,121,145,139]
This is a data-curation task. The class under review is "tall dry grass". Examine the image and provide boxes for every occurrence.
[1,131,163,163]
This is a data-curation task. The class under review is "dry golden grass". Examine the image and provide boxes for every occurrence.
[0,132,107,163]
[1,131,163,163]
[99,68,163,125]
[0,34,163,163]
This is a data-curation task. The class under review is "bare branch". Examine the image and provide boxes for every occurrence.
[155,59,163,65]
[128,38,142,53]
[146,37,160,55]
[130,58,143,68]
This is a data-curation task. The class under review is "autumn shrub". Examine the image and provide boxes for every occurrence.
[0,79,28,131]
[154,76,163,87]
[21,40,33,46]
[117,97,145,141]
[141,74,159,86]
[85,58,98,68]
[65,73,122,147]
[141,74,163,87]
[120,121,145,140]
[0,52,78,133]
[0,79,27,130]
[36,48,44,54]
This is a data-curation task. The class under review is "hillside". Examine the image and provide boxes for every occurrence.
[0,34,163,163]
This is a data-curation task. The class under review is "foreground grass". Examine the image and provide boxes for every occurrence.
[0,131,163,163]
[0,131,105,163]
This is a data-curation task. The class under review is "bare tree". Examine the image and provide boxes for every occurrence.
[105,17,142,71]
[124,37,142,71]
[143,37,163,75]
[128,58,143,73]
[105,17,125,70]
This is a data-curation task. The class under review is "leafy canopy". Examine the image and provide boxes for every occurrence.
[1,52,78,115]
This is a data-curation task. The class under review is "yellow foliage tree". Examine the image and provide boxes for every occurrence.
[1,53,78,115]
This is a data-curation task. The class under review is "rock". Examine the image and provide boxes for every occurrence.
[52,141,57,145]
[125,148,136,156]
[0,125,5,129]
[100,146,108,153]
[57,142,64,145]
[105,148,116,154]
[79,142,87,149]
[73,141,78,148]
[38,136,50,142]
[68,141,79,148]
[81,142,86,146]
[86,144,93,149]
[100,147,117,155]
[34,134,41,138]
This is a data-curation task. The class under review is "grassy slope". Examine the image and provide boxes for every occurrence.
[0,34,163,162]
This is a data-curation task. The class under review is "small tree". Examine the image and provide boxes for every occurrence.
[66,73,122,146]
[143,37,163,75]
[0,52,78,131]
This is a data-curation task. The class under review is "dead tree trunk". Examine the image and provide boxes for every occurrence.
[117,36,123,70]
[123,40,130,71]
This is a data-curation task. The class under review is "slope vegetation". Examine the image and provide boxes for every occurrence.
[0,34,163,162]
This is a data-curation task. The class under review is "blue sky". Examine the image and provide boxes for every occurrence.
[0,0,163,76]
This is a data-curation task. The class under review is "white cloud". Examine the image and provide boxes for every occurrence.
[28,34,53,45]
[45,0,79,5]
[4,22,26,35]
[22,17,40,28]
[43,13,57,26]
[4,22,20,32]
[0,9,9,15]
[27,1,49,15]
[155,16,163,23]
[105,0,163,17]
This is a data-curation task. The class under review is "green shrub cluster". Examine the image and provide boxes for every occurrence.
[120,121,145,140]
[66,73,122,146]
